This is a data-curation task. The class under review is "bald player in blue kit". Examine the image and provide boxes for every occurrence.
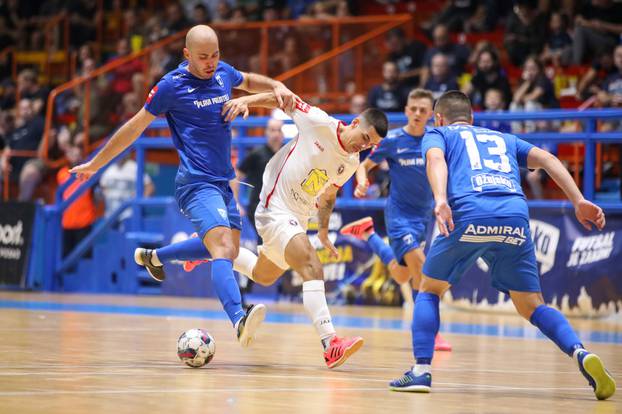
[388,91,616,400]
[70,25,297,348]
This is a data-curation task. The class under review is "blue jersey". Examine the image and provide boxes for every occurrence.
[421,124,534,222]
[369,127,433,218]
[144,60,244,186]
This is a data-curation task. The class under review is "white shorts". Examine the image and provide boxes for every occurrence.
[254,203,308,270]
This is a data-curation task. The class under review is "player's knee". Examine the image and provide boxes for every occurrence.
[389,262,409,284]
[297,260,323,281]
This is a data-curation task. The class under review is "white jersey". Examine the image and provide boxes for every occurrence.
[260,101,359,218]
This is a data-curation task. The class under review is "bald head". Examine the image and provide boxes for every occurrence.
[185,25,218,50]
[183,25,221,79]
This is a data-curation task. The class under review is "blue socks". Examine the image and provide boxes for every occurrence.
[211,258,245,326]
[530,304,583,356]
[367,233,395,265]
[410,289,419,358]
[156,236,211,262]
[413,292,440,363]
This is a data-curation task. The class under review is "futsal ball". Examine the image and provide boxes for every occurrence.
[177,328,215,368]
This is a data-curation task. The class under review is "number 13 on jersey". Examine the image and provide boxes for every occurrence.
[460,130,511,173]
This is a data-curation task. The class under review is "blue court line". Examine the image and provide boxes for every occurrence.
[1,299,621,345]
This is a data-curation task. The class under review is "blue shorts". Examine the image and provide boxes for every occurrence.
[385,205,430,266]
[175,181,242,238]
[422,216,541,293]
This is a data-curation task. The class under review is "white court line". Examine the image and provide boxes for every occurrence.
[0,365,619,378]
[0,383,591,397]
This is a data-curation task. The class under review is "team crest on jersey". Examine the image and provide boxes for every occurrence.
[289,219,298,226]
[337,164,345,175]
[215,74,224,87]
[146,85,158,103]
[217,208,228,219]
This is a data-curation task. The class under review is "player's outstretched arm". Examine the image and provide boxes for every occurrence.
[354,158,377,198]
[317,185,340,259]
[426,147,454,236]
[69,108,156,180]
[237,72,296,112]
[222,92,279,122]
[527,146,606,230]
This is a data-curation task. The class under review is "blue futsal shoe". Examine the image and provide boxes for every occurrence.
[389,368,431,393]
[577,350,616,400]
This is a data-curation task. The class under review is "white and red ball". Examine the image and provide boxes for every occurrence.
[176,328,215,368]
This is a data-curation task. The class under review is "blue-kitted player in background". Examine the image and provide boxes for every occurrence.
[70,25,297,348]
[340,88,452,352]
[388,90,616,401]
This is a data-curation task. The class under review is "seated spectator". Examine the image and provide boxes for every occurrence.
[540,12,573,67]
[421,24,470,85]
[510,55,558,133]
[572,0,622,65]
[478,88,511,133]
[349,94,367,115]
[99,152,154,222]
[384,28,427,87]
[424,53,459,100]
[17,69,49,115]
[576,47,616,101]
[424,0,480,33]
[0,98,44,200]
[190,3,211,25]
[367,61,409,113]
[595,45,622,130]
[504,0,547,67]
[462,46,512,109]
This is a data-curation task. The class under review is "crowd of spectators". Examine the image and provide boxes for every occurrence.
[1,0,621,208]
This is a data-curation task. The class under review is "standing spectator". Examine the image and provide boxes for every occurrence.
[504,0,547,67]
[235,118,285,231]
[424,54,459,100]
[99,152,155,222]
[385,28,427,87]
[540,12,573,67]
[368,61,409,113]
[57,143,97,258]
[462,46,512,109]
[572,0,622,65]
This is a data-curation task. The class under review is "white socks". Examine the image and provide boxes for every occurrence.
[233,247,257,281]
[302,280,336,342]
[413,364,431,376]
[150,250,163,266]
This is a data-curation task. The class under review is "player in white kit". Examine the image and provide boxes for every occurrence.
[221,92,388,368]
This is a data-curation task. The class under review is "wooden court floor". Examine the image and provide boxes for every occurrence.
[0,292,619,414]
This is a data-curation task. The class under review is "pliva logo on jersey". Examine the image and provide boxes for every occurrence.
[194,94,230,109]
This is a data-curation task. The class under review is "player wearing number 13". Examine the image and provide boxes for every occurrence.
[389,91,616,400]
